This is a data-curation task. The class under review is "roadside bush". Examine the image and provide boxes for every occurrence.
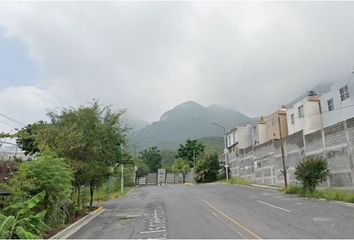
[0,192,48,239]
[9,155,73,227]
[284,184,302,194]
[294,157,329,193]
[195,153,220,183]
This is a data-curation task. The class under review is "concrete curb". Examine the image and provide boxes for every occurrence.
[50,207,105,239]
[250,184,281,191]
[184,183,195,186]
[126,188,135,195]
[216,181,281,191]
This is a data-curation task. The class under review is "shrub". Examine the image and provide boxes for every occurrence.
[0,192,48,239]
[194,153,220,183]
[284,184,302,194]
[9,155,73,227]
[294,157,329,193]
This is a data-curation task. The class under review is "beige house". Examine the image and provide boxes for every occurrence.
[256,107,288,144]
[287,92,323,135]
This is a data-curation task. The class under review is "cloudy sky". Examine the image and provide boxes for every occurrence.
[0,1,354,133]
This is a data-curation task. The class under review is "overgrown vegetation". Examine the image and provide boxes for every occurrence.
[8,155,73,227]
[219,177,250,186]
[284,184,354,203]
[0,101,135,238]
[0,192,48,239]
[194,153,220,183]
[283,157,354,204]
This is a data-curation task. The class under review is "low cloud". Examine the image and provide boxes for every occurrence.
[0,2,353,123]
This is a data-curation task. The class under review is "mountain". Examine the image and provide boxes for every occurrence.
[196,136,224,154]
[128,101,254,151]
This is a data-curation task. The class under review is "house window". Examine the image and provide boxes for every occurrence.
[228,135,231,145]
[339,85,350,101]
[271,118,275,127]
[327,99,334,111]
[298,105,304,118]
[291,114,295,124]
[319,102,322,113]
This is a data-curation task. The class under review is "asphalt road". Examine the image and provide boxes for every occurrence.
[70,183,354,239]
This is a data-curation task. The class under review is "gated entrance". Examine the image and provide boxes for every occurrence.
[138,169,195,185]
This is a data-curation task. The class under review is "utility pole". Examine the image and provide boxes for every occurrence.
[193,149,196,168]
[121,145,124,193]
[212,122,229,182]
[278,115,288,190]
[121,164,124,193]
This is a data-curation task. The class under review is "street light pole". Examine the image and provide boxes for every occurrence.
[212,122,229,182]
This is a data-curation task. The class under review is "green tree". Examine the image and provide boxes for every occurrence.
[84,161,110,208]
[139,146,162,173]
[195,153,220,183]
[8,155,73,227]
[135,159,150,180]
[15,121,47,156]
[35,101,127,210]
[294,157,329,193]
[175,139,205,166]
[171,159,190,183]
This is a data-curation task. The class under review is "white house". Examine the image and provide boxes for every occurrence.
[226,124,253,153]
[320,74,354,128]
[287,91,323,135]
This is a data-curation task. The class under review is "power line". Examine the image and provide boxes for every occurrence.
[0,113,25,127]
[0,73,21,86]
[0,120,19,129]
[0,73,54,101]
[0,73,64,130]
[0,140,17,146]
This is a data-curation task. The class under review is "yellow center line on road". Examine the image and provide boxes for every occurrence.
[202,199,263,240]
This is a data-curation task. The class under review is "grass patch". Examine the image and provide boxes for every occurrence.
[219,177,250,186]
[81,178,135,204]
[284,184,354,203]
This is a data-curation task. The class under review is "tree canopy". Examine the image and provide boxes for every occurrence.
[139,146,161,173]
[175,139,205,166]
[15,101,127,208]
[15,121,47,156]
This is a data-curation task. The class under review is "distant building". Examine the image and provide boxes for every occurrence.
[320,73,354,128]
[287,91,323,135]
[254,107,288,145]
[255,116,267,144]
[226,124,253,154]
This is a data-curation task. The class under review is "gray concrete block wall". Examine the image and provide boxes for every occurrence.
[346,118,354,146]
[305,130,323,152]
[324,122,346,147]
[284,130,304,151]
[228,117,354,190]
